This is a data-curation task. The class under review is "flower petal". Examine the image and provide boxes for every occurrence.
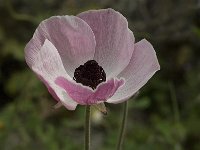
[78,8,135,78]
[92,78,124,104]
[55,76,93,105]
[55,76,124,105]
[38,75,60,102]
[107,39,160,103]
[27,39,77,110]
[25,15,96,77]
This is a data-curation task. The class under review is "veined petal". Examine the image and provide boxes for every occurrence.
[38,75,60,102]
[107,39,160,103]
[78,8,135,78]
[55,76,124,105]
[28,39,77,110]
[55,76,93,105]
[25,15,96,77]
[92,78,124,104]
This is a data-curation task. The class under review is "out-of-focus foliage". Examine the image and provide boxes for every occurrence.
[0,0,200,149]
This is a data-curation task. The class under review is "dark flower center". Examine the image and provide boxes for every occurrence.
[73,60,106,90]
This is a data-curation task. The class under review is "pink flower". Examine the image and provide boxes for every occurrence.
[25,8,160,110]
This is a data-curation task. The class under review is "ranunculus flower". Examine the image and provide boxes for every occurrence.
[25,8,160,110]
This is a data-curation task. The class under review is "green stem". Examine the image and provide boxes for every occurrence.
[169,81,182,150]
[116,101,128,150]
[85,105,91,150]
[169,81,180,124]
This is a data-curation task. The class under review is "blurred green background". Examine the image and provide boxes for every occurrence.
[0,0,200,149]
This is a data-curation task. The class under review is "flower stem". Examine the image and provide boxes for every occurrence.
[116,101,128,150]
[85,105,91,150]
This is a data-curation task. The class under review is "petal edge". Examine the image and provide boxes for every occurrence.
[107,39,160,103]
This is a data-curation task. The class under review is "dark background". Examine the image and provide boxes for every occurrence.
[0,0,200,149]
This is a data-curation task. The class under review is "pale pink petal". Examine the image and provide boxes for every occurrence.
[25,16,96,77]
[91,78,124,104]
[55,76,124,105]
[78,8,135,78]
[107,39,160,103]
[55,76,93,105]
[40,76,72,109]
[28,39,77,110]
[38,75,60,101]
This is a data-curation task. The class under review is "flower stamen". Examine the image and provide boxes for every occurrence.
[73,60,106,90]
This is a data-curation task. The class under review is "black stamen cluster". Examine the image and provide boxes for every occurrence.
[73,60,106,90]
